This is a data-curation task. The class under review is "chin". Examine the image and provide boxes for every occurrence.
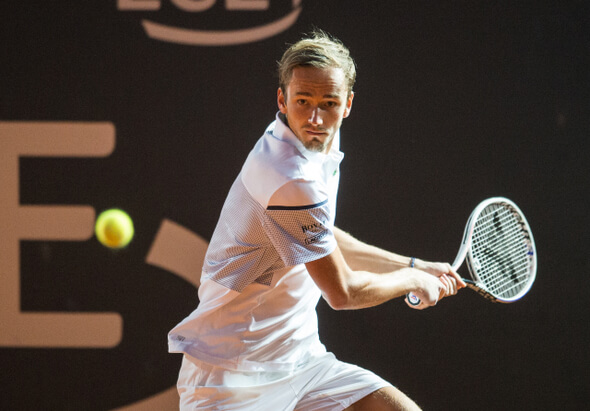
[303,138,326,152]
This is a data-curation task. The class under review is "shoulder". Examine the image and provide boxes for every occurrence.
[268,180,326,208]
[242,132,317,207]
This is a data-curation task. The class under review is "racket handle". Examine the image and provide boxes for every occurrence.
[406,292,421,306]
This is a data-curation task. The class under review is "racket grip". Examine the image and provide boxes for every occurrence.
[406,292,421,306]
[406,258,422,306]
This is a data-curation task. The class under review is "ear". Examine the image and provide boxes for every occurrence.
[343,92,354,118]
[277,88,287,114]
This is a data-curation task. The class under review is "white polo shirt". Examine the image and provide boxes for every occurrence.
[168,113,344,372]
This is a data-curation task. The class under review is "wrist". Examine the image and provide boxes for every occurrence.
[402,263,426,294]
[409,257,425,270]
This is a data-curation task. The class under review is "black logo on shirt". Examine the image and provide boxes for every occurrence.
[304,230,328,245]
[302,222,328,245]
[301,223,324,233]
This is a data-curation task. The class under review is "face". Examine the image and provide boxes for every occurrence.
[277,66,354,153]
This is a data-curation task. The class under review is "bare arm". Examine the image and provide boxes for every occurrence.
[332,226,413,273]
[305,227,465,310]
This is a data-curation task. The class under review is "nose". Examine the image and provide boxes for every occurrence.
[308,107,323,126]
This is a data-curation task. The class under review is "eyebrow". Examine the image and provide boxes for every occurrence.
[294,91,341,99]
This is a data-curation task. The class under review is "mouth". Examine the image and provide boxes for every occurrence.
[304,128,327,137]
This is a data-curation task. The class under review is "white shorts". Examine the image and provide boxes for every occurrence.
[177,352,392,411]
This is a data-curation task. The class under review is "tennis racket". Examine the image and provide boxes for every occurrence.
[407,197,537,306]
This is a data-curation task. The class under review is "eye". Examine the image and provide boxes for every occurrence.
[296,99,307,105]
[324,101,338,109]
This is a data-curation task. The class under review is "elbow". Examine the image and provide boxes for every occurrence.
[322,289,355,311]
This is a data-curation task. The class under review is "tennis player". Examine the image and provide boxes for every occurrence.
[168,30,465,410]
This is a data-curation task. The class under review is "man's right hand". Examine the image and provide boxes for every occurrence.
[405,262,465,309]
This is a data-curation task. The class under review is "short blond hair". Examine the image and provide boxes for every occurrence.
[278,30,356,97]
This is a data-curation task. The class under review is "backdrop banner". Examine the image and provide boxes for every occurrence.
[1,1,589,409]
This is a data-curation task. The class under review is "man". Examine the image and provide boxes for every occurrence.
[169,30,465,410]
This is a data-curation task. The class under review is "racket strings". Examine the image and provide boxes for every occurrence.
[473,209,531,296]
[470,204,533,299]
[473,216,530,294]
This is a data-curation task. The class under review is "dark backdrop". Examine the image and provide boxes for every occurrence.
[1,1,589,410]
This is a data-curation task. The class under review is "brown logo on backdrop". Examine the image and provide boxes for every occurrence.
[0,121,208,409]
[118,0,303,46]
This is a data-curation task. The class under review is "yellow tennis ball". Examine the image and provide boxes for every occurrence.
[95,209,134,249]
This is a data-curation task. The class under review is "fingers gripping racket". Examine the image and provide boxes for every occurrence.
[407,197,537,306]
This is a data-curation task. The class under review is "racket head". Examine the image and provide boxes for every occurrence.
[462,197,537,302]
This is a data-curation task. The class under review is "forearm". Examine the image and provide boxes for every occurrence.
[333,226,413,273]
[307,242,433,310]
[308,228,460,310]
[333,264,458,311]
[337,267,421,309]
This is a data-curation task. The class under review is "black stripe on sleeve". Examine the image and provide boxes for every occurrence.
[266,199,328,211]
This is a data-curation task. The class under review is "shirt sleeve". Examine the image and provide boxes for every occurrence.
[263,180,336,267]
